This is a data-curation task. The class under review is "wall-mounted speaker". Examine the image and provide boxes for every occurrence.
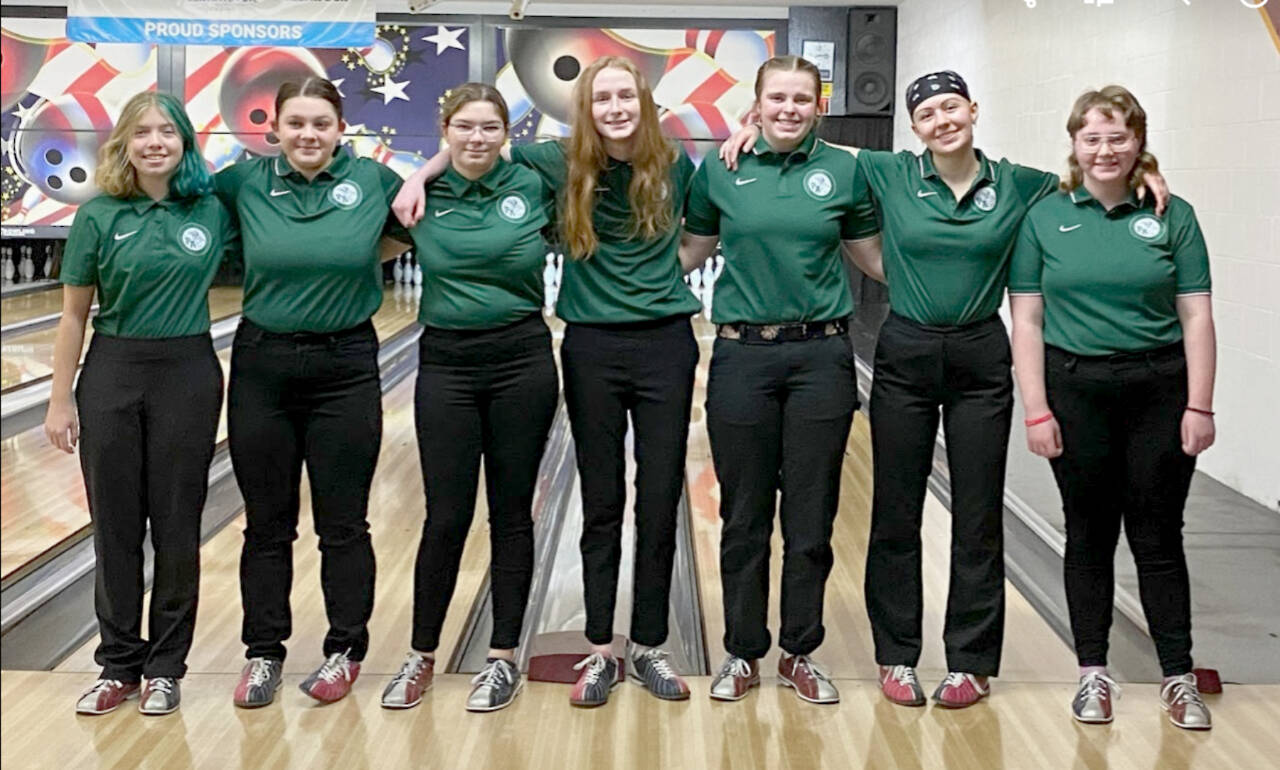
[846,8,896,117]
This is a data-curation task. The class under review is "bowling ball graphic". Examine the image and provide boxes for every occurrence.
[11,91,113,205]
[1,29,49,112]
[504,28,668,125]
[217,47,326,156]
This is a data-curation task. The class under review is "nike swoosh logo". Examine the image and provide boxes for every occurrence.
[113,230,139,241]
[269,189,291,197]
[735,178,758,186]
[916,190,938,198]
[434,209,455,218]
[1059,224,1082,232]
[594,186,610,193]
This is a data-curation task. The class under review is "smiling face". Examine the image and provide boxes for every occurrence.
[757,68,819,151]
[127,105,183,184]
[273,95,343,175]
[1072,106,1139,187]
[590,67,641,147]
[446,99,507,179]
[910,93,978,156]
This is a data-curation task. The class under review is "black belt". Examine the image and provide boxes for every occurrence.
[716,318,847,343]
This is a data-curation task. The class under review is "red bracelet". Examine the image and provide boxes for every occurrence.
[1186,406,1215,417]
[1024,413,1054,427]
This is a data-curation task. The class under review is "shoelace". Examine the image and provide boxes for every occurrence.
[1079,672,1120,701]
[791,655,832,682]
[391,654,428,686]
[88,679,126,693]
[719,656,752,680]
[940,672,972,690]
[572,653,608,686]
[886,665,920,688]
[1161,675,1203,707]
[246,659,276,688]
[317,652,352,684]
[471,660,514,689]
[637,649,677,680]
[147,678,175,695]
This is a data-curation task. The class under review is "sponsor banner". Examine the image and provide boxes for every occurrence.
[67,0,375,47]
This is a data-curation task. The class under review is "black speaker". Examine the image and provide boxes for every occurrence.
[846,7,896,116]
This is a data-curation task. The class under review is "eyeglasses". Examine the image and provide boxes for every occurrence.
[448,122,505,138]
[1076,134,1136,152]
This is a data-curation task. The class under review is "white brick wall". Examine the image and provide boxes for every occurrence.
[895,0,1280,511]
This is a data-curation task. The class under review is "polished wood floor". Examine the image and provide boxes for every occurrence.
[0,287,419,579]
[4,317,1275,768]
[0,286,64,326]
[0,287,245,390]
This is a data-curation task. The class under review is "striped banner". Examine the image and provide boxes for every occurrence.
[67,0,374,48]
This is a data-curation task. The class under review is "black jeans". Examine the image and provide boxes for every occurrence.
[76,333,222,681]
[562,316,698,648]
[1046,343,1196,676]
[411,314,558,653]
[865,312,1012,676]
[707,331,857,660]
[229,318,381,662]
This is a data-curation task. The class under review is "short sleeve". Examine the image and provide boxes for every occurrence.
[1011,164,1061,206]
[853,149,896,200]
[1170,200,1211,294]
[1007,216,1045,294]
[374,160,404,201]
[510,139,568,189]
[213,163,247,208]
[682,161,719,236]
[60,201,102,286]
[840,160,880,240]
[213,197,242,267]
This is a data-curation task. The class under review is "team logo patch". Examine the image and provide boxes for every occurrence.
[1129,215,1165,242]
[973,186,997,212]
[179,223,211,255]
[330,180,362,209]
[803,169,835,200]
[497,193,529,223]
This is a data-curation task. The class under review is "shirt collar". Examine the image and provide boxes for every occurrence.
[441,157,509,197]
[273,147,351,181]
[918,148,996,183]
[1067,185,1143,212]
[750,130,819,161]
[127,194,175,214]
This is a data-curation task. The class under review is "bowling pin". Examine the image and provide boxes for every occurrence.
[413,261,423,286]
[41,244,53,279]
[20,246,35,280]
[2,246,14,282]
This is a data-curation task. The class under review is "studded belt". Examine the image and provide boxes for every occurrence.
[716,318,848,343]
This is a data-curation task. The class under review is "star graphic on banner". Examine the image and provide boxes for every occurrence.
[422,25,466,55]
[370,75,411,105]
[331,78,346,98]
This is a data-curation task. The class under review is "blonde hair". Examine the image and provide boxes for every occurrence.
[561,56,677,260]
[753,55,822,102]
[439,82,510,130]
[96,91,210,199]
[1062,85,1158,192]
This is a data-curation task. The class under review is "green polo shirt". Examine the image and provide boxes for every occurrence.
[215,151,402,333]
[61,193,235,337]
[857,149,1060,326]
[1009,188,1211,356]
[510,139,701,323]
[392,159,552,330]
[684,132,878,324]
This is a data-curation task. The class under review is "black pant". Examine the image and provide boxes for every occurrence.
[865,312,1012,676]
[411,314,558,653]
[76,333,222,681]
[1045,343,1196,676]
[562,316,698,648]
[707,332,857,659]
[229,318,381,662]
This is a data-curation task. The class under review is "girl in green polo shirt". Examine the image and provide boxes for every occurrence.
[377,83,558,714]
[46,91,231,717]
[392,56,702,708]
[681,55,883,706]
[215,78,403,709]
[1010,86,1216,731]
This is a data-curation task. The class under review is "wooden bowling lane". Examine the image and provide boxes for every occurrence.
[0,288,420,580]
[683,318,1078,683]
[0,287,245,391]
[0,285,64,326]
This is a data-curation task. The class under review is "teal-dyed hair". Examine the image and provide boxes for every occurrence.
[96,91,213,199]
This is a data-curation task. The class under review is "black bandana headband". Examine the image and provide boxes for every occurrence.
[905,71,970,116]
